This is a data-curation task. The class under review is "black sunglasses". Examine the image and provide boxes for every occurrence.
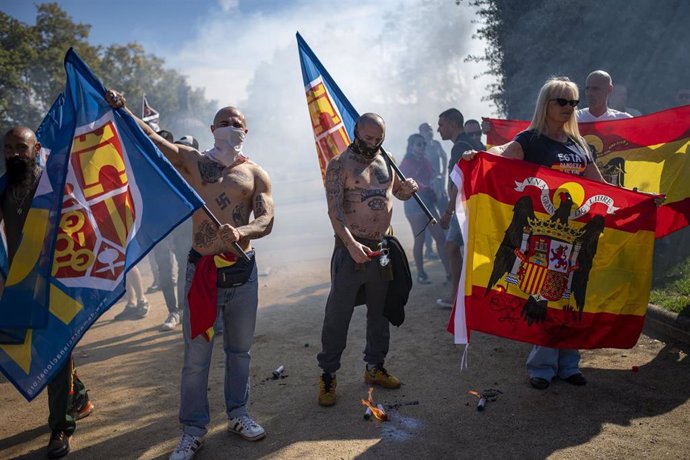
[550,98,579,107]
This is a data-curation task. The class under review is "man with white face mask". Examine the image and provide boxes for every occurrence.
[106,91,274,460]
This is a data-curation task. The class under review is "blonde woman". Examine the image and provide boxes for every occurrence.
[465,76,605,389]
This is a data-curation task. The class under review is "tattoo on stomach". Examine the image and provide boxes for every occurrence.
[216,191,231,210]
[360,188,387,202]
[194,220,217,248]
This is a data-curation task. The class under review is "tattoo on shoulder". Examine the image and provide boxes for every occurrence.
[194,220,217,248]
[198,157,225,183]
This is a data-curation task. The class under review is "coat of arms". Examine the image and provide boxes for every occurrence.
[486,180,614,325]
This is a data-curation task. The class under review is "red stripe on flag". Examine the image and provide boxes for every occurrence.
[464,286,645,349]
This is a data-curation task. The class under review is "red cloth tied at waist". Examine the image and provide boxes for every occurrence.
[188,252,239,341]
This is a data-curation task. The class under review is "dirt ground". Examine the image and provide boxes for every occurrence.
[1,236,690,459]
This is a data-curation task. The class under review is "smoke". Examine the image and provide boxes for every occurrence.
[151,0,497,265]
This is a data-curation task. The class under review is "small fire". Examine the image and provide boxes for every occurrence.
[468,390,482,399]
[361,387,388,421]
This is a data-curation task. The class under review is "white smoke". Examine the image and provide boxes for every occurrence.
[146,0,497,263]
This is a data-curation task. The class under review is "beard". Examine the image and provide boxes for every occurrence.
[6,156,37,187]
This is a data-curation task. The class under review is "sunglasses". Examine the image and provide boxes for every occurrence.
[467,131,482,137]
[550,98,579,107]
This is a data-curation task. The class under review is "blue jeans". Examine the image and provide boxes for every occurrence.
[526,346,581,382]
[179,257,258,437]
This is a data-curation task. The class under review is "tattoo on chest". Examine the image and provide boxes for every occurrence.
[194,220,217,248]
[198,158,225,183]
[232,203,246,226]
[368,198,386,211]
[216,192,231,210]
[360,188,387,202]
[372,165,390,184]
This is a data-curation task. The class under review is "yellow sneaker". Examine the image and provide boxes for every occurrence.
[364,365,401,389]
[318,373,337,406]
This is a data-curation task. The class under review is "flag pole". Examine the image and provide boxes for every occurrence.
[380,146,437,225]
[202,204,250,262]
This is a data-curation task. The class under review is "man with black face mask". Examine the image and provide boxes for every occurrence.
[316,113,419,407]
[1,126,94,459]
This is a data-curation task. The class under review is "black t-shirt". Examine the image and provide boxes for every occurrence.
[448,132,483,177]
[514,129,591,176]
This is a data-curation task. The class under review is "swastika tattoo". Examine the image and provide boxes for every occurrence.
[216,192,231,210]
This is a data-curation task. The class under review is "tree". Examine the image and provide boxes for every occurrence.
[0,3,216,143]
[467,0,690,118]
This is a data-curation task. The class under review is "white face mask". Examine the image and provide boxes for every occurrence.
[210,126,245,166]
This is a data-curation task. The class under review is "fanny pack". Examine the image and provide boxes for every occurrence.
[189,249,256,288]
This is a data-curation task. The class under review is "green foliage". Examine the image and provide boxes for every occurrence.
[467,0,690,118]
[0,3,216,140]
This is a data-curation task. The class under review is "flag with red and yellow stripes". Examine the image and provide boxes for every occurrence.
[448,153,657,349]
[483,105,690,238]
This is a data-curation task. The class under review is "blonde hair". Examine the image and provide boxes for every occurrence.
[527,76,589,155]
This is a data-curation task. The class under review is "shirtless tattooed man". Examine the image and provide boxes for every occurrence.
[316,113,418,407]
[106,90,274,460]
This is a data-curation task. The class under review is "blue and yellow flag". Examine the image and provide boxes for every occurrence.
[0,48,204,400]
[296,32,359,183]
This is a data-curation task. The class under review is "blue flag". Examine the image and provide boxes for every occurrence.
[296,32,360,183]
[0,48,204,400]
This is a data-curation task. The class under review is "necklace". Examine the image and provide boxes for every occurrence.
[11,187,30,216]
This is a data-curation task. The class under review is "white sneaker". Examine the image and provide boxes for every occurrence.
[161,313,180,331]
[228,415,266,441]
[436,297,453,308]
[170,433,203,460]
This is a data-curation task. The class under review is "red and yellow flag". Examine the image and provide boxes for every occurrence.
[448,153,657,349]
[483,105,690,238]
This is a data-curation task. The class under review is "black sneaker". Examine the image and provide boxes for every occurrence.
[132,300,149,319]
[563,373,587,386]
[47,430,70,459]
[529,377,550,390]
[113,303,137,321]
[145,283,160,294]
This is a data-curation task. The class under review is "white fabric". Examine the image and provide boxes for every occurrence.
[576,108,633,122]
[210,126,245,166]
[450,163,469,345]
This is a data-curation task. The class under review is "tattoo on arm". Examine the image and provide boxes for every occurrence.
[325,160,345,225]
[254,194,266,217]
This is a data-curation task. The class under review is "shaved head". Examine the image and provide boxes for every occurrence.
[356,113,385,134]
[586,70,612,86]
[4,126,37,145]
[213,106,246,128]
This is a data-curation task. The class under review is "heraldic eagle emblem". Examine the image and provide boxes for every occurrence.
[485,190,605,326]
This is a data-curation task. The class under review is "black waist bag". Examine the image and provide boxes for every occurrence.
[216,254,256,288]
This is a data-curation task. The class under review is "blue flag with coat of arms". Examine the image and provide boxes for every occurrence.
[0,48,204,401]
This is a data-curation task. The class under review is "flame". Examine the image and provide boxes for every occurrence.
[468,390,482,399]
[360,387,388,421]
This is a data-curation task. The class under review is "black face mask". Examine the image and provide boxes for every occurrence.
[350,134,383,160]
[6,156,36,186]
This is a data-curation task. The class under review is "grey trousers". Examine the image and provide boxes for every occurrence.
[317,245,391,373]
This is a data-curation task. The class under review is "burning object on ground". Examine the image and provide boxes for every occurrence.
[468,388,503,411]
[361,387,388,421]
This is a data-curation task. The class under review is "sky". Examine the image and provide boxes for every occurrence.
[2,0,497,256]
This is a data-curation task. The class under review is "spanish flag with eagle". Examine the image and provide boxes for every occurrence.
[483,105,690,238]
[448,153,657,349]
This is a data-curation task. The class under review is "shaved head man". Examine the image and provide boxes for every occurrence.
[106,89,274,459]
[577,70,633,122]
[317,112,418,407]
